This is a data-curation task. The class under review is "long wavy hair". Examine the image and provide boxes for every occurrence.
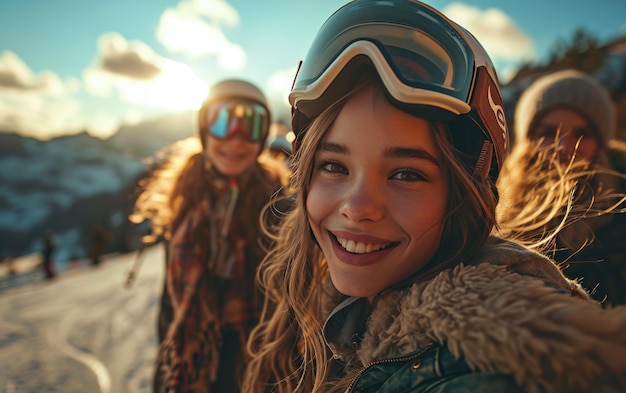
[130,135,291,244]
[243,77,501,392]
[496,136,626,255]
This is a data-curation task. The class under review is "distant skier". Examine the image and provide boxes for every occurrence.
[42,231,56,279]
[91,225,108,266]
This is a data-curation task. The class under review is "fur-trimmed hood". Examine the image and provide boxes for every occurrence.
[324,238,626,392]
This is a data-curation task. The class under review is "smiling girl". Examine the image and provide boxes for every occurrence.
[242,1,626,392]
[132,79,289,392]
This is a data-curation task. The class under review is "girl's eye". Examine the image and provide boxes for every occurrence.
[391,169,427,182]
[316,160,347,174]
[535,126,558,139]
[574,128,597,139]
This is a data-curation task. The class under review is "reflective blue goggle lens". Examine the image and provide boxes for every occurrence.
[205,100,269,142]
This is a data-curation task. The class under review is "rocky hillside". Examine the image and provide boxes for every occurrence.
[0,110,195,266]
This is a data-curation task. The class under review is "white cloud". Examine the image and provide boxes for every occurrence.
[95,32,163,80]
[122,109,144,127]
[85,61,207,112]
[83,67,115,98]
[217,42,246,70]
[156,0,246,70]
[0,31,210,141]
[266,66,297,110]
[0,51,126,140]
[158,9,229,56]
[442,3,536,64]
[0,52,84,139]
[263,66,298,124]
[184,0,239,25]
[65,77,82,94]
[83,112,121,139]
[84,34,208,111]
[0,51,65,95]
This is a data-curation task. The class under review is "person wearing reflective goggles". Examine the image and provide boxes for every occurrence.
[132,78,290,393]
[243,2,626,393]
[201,95,270,176]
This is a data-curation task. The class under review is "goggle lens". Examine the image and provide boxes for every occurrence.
[205,100,269,142]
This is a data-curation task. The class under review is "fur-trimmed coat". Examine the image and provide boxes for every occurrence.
[324,237,626,392]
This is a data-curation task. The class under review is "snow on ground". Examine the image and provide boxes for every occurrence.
[0,253,42,278]
[0,244,164,393]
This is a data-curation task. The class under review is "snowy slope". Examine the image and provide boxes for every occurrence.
[0,245,165,393]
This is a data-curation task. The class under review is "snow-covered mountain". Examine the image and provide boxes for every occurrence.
[0,110,195,268]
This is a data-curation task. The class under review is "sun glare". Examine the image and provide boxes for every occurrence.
[149,60,207,110]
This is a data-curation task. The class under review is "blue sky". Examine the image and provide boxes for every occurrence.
[1,0,625,140]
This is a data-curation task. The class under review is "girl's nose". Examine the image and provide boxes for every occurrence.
[338,177,385,222]
[557,133,580,162]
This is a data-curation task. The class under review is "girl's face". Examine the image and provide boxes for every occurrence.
[205,134,261,176]
[307,85,448,299]
[531,108,600,163]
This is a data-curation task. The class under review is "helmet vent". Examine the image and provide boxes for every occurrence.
[473,140,493,180]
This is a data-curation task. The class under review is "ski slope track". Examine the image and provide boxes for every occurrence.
[0,245,165,392]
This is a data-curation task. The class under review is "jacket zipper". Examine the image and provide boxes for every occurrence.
[345,341,435,392]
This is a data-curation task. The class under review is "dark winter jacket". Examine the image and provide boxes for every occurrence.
[324,237,626,392]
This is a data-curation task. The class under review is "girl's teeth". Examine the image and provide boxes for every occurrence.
[337,237,389,254]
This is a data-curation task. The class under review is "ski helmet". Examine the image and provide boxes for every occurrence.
[289,0,508,182]
[267,134,293,155]
[199,79,271,148]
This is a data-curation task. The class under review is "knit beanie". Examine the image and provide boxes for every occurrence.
[514,69,616,147]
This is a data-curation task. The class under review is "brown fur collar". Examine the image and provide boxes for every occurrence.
[359,246,626,392]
